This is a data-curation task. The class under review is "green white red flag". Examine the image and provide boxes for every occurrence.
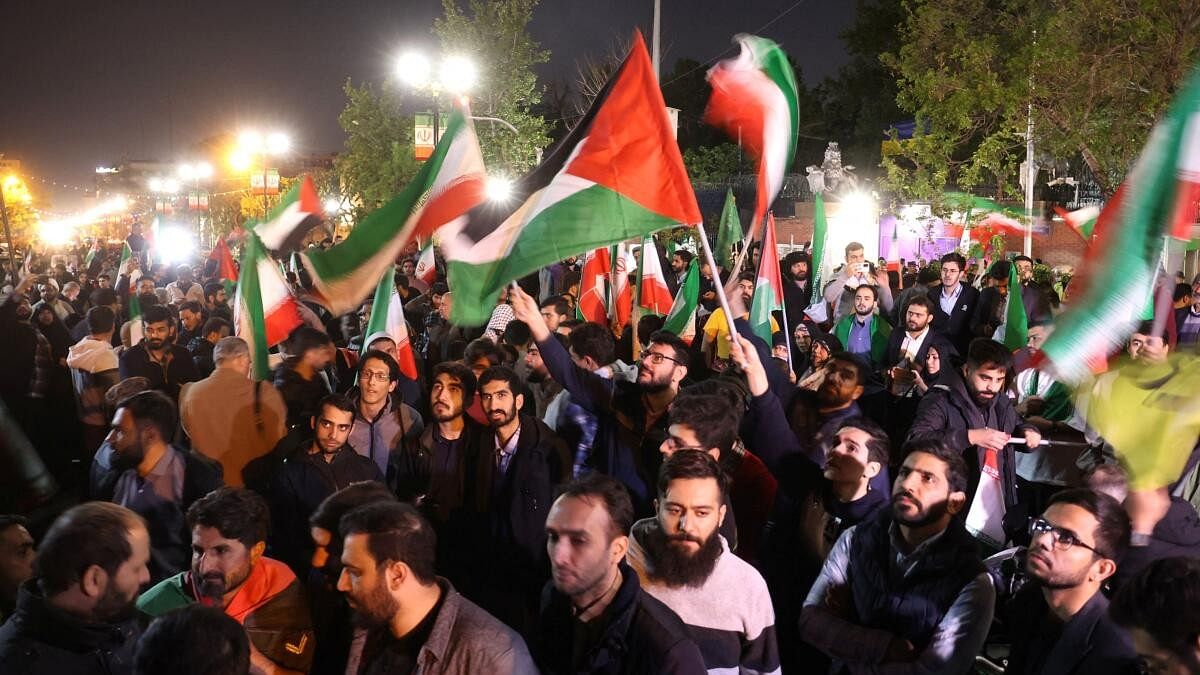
[637,237,674,315]
[363,270,419,380]
[255,175,324,253]
[609,242,635,334]
[414,244,437,286]
[234,232,304,381]
[441,32,700,325]
[662,258,700,344]
[301,108,486,316]
[704,34,799,239]
[749,213,784,344]
[578,248,610,325]
[119,243,144,346]
[1041,65,1200,383]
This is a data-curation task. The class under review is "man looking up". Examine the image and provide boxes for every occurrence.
[0,503,151,674]
[1006,489,1137,674]
[799,440,995,673]
[538,474,705,673]
[119,303,201,402]
[138,488,315,675]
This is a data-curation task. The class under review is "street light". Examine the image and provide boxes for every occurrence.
[235,129,291,218]
[394,50,476,145]
[177,162,214,246]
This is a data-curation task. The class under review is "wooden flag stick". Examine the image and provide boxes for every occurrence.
[695,222,741,357]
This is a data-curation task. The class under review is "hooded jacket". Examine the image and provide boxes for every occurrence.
[1113,496,1200,588]
[67,336,120,426]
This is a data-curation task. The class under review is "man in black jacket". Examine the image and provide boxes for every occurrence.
[467,365,570,638]
[538,473,705,673]
[118,304,200,402]
[927,252,980,354]
[0,503,151,674]
[1006,489,1138,675]
[907,338,1041,546]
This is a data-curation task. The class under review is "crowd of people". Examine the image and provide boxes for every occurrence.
[1,226,1200,675]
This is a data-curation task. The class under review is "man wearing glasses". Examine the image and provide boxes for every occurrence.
[509,284,690,515]
[1005,489,1138,675]
[346,350,424,476]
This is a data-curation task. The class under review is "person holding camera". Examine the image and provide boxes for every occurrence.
[822,242,894,325]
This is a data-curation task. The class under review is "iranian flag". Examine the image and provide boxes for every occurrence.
[302,108,486,315]
[235,232,304,381]
[714,189,742,271]
[609,242,636,334]
[704,34,799,241]
[578,248,611,324]
[363,270,419,380]
[255,175,324,253]
[662,258,700,344]
[945,192,1027,237]
[414,244,438,286]
[1053,205,1100,243]
[637,237,674,315]
[441,32,701,325]
[749,213,784,344]
[1041,65,1200,383]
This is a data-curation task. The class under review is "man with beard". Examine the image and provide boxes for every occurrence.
[833,284,892,369]
[510,283,688,514]
[0,515,35,623]
[0,503,151,674]
[346,351,424,476]
[538,297,571,335]
[625,450,780,675]
[467,365,569,636]
[667,249,694,295]
[908,338,1041,547]
[884,294,942,374]
[177,300,206,347]
[268,394,383,576]
[799,440,994,673]
[537,474,705,673]
[138,488,315,675]
[204,282,233,322]
[337,501,537,674]
[167,265,204,305]
[928,252,980,354]
[90,391,223,583]
[823,242,895,325]
[119,304,201,402]
[522,335,564,418]
[782,251,811,323]
[1005,489,1137,675]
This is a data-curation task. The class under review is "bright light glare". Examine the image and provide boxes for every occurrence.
[396,51,432,88]
[323,197,341,214]
[238,130,264,151]
[39,220,74,247]
[266,132,290,155]
[195,161,213,179]
[156,226,196,265]
[840,190,878,226]
[162,178,180,194]
[148,177,163,192]
[486,175,513,202]
[229,149,252,173]
[177,162,213,181]
[439,55,477,93]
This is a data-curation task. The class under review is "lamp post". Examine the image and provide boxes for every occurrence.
[394,51,476,153]
[178,161,213,247]
[147,176,180,215]
[235,130,290,219]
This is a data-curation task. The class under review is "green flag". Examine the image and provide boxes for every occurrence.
[807,193,829,319]
[715,189,741,271]
[1003,261,1028,351]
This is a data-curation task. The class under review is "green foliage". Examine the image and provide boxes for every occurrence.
[434,0,551,176]
[683,143,751,182]
[881,0,1200,201]
[334,80,421,221]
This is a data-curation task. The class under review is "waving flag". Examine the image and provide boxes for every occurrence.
[662,258,700,344]
[1054,205,1100,243]
[254,175,324,253]
[749,214,784,344]
[714,189,742,271]
[577,248,611,325]
[637,237,674,315]
[364,270,419,380]
[610,242,636,334]
[414,244,438,286]
[235,233,304,381]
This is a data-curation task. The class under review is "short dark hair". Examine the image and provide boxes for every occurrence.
[988,260,1012,281]
[203,282,225,299]
[852,283,878,301]
[657,449,729,501]
[966,338,1013,372]
[90,288,118,307]
[338,502,437,584]
[432,361,476,402]
[179,301,203,315]
[667,393,739,455]
[430,282,449,296]
[1013,255,1033,265]
[569,322,616,366]
[1111,556,1200,662]
[202,316,231,337]
[826,351,868,387]
[310,482,397,535]
[637,314,665,342]
[1175,282,1194,303]
[940,252,966,270]
[478,364,522,394]
[117,390,177,442]
[463,338,505,368]
[314,391,355,417]
[539,297,570,317]
[837,416,890,466]
[135,606,249,675]
[556,474,634,542]
[87,305,116,334]
[288,326,333,356]
[358,350,400,383]
[648,331,690,367]
[35,502,146,596]
[900,438,969,494]
[917,267,940,285]
[186,488,270,550]
[502,320,532,347]
[736,271,756,284]
[0,514,28,531]
[905,294,935,315]
[1046,488,1130,562]
[673,249,694,265]
[142,303,174,327]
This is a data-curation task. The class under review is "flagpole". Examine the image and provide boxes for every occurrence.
[729,214,760,276]
[695,222,740,349]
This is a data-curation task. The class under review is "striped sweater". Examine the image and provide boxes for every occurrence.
[626,518,781,675]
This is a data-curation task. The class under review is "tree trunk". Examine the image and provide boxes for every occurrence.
[1078,144,1113,198]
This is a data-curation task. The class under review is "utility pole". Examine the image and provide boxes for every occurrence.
[1023,30,1037,257]
[652,0,661,80]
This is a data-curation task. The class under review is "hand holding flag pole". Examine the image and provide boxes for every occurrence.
[695,222,746,363]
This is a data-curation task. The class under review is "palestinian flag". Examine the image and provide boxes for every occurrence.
[609,242,636,334]
[302,108,486,316]
[1041,65,1200,383]
[441,32,700,325]
[363,270,419,380]
[1002,260,1028,351]
[578,248,610,325]
[714,189,742,271]
[414,244,437,286]
[234,232,304,381]
[704,34,799,240]
[662,258,700,344]
[255,175,324,253]
[749,213,784,344]
[1053,205,1099,243]
[209,237,239,296]
[805,193,830,323]
[118,242,141,282]
[637,237,674,315]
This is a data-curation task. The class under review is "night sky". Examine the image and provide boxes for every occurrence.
[0,1,854,210]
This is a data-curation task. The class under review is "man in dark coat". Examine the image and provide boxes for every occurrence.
[927,252,980,354]
[0,503,150,674]
[118,304,200,402]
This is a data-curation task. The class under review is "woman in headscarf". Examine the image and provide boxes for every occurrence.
[797,330,844,391]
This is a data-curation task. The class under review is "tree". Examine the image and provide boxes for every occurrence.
[683,143,751,182]
[881,0,1200,201]
[334,80,421,221]
[434,0,551,175]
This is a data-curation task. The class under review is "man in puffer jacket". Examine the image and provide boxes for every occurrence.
[66,305,121,453]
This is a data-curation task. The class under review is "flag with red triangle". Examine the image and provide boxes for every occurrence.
[255,174,325,253]
[749,213,784,344]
